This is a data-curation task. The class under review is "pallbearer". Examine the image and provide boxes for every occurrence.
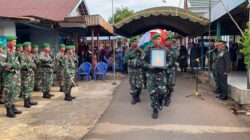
[56,44,66,92]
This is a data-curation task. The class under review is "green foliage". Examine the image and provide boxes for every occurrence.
[108,7,135,24]
[240,23,250,68]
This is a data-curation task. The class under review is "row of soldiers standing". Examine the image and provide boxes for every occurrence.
[0,36,77,118]
[125,33,177,119]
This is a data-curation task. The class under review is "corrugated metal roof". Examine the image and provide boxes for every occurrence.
[188,0,220,7]
[0,0,84,21]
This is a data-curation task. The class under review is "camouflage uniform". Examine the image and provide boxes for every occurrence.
[141,46,171,110]
[124,48,143,102]
[167,47,177,94]
[211,49,220,92]
[56,51,65,89]
[20,52,35,100]
[0,48,7,103]
[140,43,151,89]
[40,51,54,98]
[15,50,22,97]
[33,53,42,91]
[1,48,21,107]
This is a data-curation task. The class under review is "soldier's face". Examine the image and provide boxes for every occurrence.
[153,37,161,46]
[165,40,172,46]
[32,48,38,53]
[8,40,16,48]
[17,47,23,52]
[131,41,137,48]
[26,46,31,52]
[60,48,65,52]
[67,49,73,55]
[44,47,50,52]
[0,47,2,51]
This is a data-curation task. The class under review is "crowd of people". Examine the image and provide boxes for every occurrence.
[0,36,78,118]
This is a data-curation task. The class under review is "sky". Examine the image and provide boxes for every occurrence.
[85,0,184,21]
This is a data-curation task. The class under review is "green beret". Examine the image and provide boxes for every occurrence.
[16,44,23,48]
[42,43,50,48]
[32,45,38,49]
[152,33,161,40]
[130,36,137,42]
[23,42,31,47]
[0,43,4,48]
[59,44,66,48]
[172,39,177,43]
[66,45,75,50]
[6,36,17,41]
[165,35,172,41]
[140,41,152,49]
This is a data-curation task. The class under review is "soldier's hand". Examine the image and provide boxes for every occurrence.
[4,64,11,71]
[31,63,37,69]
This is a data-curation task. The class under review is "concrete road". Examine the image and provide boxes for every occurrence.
[84,74,250,140]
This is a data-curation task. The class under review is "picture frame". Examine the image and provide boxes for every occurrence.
[150,48,166,68]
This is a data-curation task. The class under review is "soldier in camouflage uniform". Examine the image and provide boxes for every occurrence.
[211,42,220,94]
[72,47,79,86]
[1,36,22,118]
[56,44,66,92]
[40,43,54,99]
[20,42,38,108]
[0,43,5,104]
[32,44,42,91]
[164,37,176,107]
[140,42,152,89]
[63,45,77,101]
[15,44,23,98]
[141,33,171,119]
[124,36,143,105]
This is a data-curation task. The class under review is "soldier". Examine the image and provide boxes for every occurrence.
[140,42,152,89]
[124,36,143,105]
[32,44,42,91]
[141,33,171,119]
[164,37,176,107]
[63,45,77,101]
[20,42,38,108]
[72,47,79,86]
[56,44,66,92]
[1,36,22,118]
[215,41,231,100]
[211,42,221,94]
[0,43,5,104]
[40,43,54,99]
[16,44,23,98]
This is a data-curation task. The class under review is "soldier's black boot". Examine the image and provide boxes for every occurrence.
[34,86,41,91]
[0,99,4,104]
[6,106,16,118]
[158,99,163,110]
[136,96,141,103]
[69,90,76,99]
[164,97,171,107]
[43,92,51,99]
[152,108,158,119]
[28,98,38,105]
[24,99,31,108]
[59,86,64,92]
[48,92,55,97]
[131,96,137,105]
[64,94,72,101]
[11,104,22,114]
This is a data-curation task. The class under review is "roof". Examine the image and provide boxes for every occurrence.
[0,0,88,21]
[188,0,220,7]
[115,6,209,37]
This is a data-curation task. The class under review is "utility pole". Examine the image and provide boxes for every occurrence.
[112,0,117,85]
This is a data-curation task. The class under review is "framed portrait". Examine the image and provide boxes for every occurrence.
[150,48,166,68]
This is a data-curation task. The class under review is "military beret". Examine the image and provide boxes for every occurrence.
[59,44,66,48]
[6,36,17,41]
[172,39,177,42]
[140,41,152,49]
[42,43,50,48]
[23,42,31,47]
[152,33,161,40]
[0,43,4,48]
[32,45,38,49]
[66,45,75,50]
[165,36,172,41]
[16,44,23,48]
[130,36,137,42]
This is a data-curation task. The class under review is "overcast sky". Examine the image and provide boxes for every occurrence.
[85,0,184,20]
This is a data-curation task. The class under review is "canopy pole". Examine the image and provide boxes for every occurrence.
[91,28,95,65]
[97,31,100,62]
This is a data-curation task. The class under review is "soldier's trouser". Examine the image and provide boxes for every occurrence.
[64,72,74,94]
[213,70,221,92]
[21,72,32,99]
[30,75,35,92]
[42,71,53,93]
[2,72,19,107]
[57,68,65,87]
[35,68,42,89]
[16,71,21,97]
[218,73,228,98]
[142,68,147,87]
[148,72,167,109]
[129,75,143,97]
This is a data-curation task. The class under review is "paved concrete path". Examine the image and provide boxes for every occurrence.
[84,74,250,140]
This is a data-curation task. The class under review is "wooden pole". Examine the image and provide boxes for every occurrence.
[91,28,94,64]
[97,31,100,62]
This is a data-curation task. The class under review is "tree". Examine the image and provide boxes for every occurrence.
[108,7,135,24]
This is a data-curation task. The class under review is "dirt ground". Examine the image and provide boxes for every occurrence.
[0,80,121,140]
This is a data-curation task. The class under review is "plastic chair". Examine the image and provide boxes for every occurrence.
[94,62,107,80]
[77,62,92,81]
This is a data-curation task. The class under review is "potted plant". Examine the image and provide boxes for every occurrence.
[240,23,250,89]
